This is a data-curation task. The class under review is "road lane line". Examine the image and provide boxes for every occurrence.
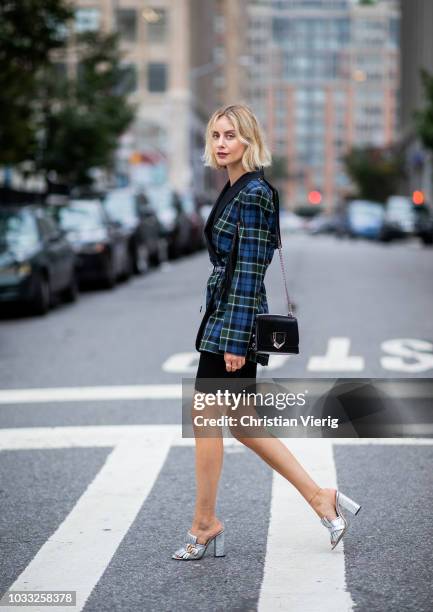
[258,439,354,612]
[0,424,179,449]
[3,434,173,612]
[0,427,431,612]
[0,385,183,404]
[0,425,432,451]
[1,378,432,405]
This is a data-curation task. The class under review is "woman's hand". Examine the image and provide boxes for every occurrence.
[224,352,246,372]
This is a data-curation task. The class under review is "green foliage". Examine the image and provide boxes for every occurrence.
[342,145,405,203]
[0,0,72,165]
[268,154,290,181]
[36,31,136,187]
[414,69,433,152]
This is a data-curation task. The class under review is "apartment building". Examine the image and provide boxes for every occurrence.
[246,0,400,212]
[72,0,217,198]
[399,0,433,205]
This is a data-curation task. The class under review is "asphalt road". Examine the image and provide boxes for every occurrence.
[0,232,432,611]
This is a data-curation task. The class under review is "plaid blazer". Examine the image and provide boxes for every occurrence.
[195,169,278,366]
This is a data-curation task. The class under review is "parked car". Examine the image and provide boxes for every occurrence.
[48,199,130,288]
[380,196,416,242]
[346,200,385,240]
[146,186,192,259]
[414,205,433,245]
[103,188,168,273]
[179,192,205,252]
[0,205,78,314]
[197,199,213,226]
[280,211,307,233]
[306,213,347,236]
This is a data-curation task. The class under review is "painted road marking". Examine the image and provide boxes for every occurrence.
[307,338,364,372]
[0,385,183,404]
[1,378,431,406]
[0,426,431,612]
[1,425,433,450]
[162,352,291,373]
[381,339,433,373]
[0,426,176,612]
[258,439,352,612]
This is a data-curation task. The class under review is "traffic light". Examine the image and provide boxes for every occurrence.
[308,190,322,205]
[412,190,425,205]
[129,152,142,165]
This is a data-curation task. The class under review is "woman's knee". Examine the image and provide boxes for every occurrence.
[227,422,252,443]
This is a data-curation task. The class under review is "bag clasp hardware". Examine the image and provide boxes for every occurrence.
[272,332,286,349]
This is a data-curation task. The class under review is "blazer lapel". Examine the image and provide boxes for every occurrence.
[204,168,264,261]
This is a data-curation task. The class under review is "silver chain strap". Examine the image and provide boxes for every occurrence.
[231,177,295,318]
[234,218,294,317]
[276,234,294,317]
[262,178,295,317]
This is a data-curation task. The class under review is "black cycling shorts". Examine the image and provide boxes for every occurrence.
[194,350,257,394]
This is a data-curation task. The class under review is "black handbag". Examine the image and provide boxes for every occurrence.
[224,178,299,355]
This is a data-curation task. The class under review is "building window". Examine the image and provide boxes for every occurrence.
[118,64,138,94]
[213,46,225,63]
[214,75,226,88]
[116,9,137,41]
[147,63,167,92]
[215,15,225,34]
[53,62,67,80]
[389,17,399,48]
[143,8,167,43]
[75,8,100,33]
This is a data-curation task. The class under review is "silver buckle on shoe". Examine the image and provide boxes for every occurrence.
[186,543,198,554]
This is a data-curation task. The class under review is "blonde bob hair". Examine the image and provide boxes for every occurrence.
[203,103,272,172]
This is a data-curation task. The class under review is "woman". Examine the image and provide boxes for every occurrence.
[172,104,361,561]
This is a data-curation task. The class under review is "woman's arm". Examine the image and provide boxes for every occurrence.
[219,185,275,357]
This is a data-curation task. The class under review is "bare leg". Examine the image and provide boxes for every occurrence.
[228,398,338,520]
[235,435,337,519]
[189,392,225,544]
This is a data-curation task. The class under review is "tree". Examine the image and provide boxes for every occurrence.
[0,0,72,166]
[36,30,136,188]
[414,68,433,152]
[342,145,405,203]
[268,154,290,182]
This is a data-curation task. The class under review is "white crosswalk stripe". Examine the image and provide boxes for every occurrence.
[0,426,432,611]
[258,439,353,611]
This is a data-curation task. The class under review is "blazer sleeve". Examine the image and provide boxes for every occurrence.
[218,185,275,357]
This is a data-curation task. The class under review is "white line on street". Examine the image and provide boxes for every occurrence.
[0,425,179,450]
[2,429,175,612]
[0,426,431,612]
[0,425,432,450]
[1,378,432,405]
[307,338,364,372]
[258,439,353,612]
[0,385,183,404]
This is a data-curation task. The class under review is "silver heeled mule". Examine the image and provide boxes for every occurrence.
[320,490,361,550]
[172,529,225,560]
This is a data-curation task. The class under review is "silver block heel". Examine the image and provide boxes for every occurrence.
[338,491,361,515]
[320,490,361,550]
[172,530,225,560]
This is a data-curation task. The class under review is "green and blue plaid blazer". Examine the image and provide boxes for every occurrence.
[195,169,278,366]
